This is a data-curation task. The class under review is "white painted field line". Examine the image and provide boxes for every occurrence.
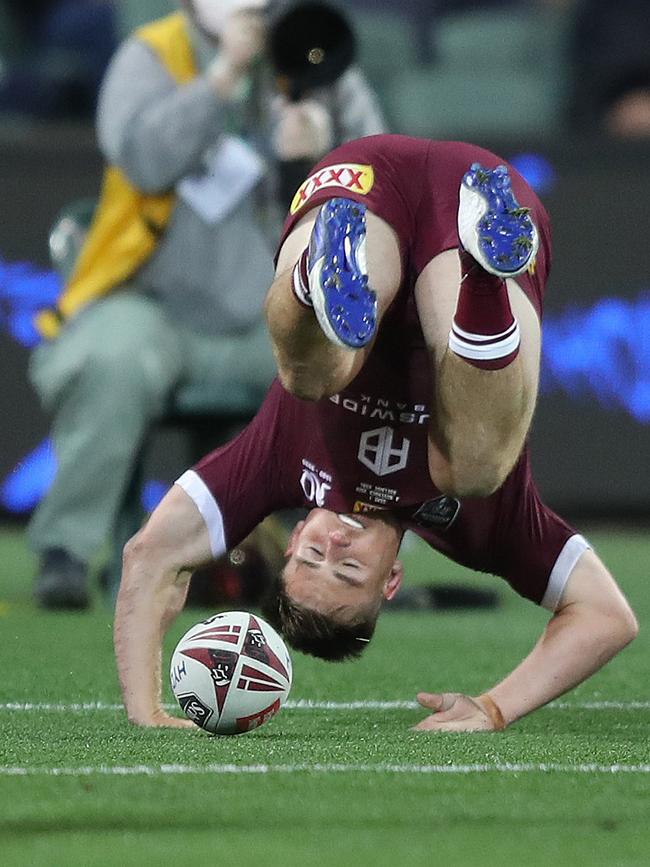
[1,699,650,712]
[0,700,418,712]
[2,762,650,778]
[552,701,650,710]
[289,700,650,711]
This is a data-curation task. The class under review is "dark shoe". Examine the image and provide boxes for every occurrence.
[34,548,90,610]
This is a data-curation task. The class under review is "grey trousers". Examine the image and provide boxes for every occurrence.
[27,291,276,563]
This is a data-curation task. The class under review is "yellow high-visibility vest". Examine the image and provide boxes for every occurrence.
[36,12,197,339]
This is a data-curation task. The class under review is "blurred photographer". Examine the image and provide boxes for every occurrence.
[30,0,386,609]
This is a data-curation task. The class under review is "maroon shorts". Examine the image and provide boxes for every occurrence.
[278,134,552,318]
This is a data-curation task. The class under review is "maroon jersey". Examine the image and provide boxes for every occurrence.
[179,374,585,611]
[177,136,586,611]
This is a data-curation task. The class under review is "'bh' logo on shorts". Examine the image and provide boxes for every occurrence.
[290,163,374,214]
[358,427,410,476]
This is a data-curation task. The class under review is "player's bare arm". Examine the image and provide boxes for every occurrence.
[114,485,214,728]
[414,549,638,732]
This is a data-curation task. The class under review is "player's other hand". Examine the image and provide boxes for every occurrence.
[129,708,197,729]
[413,692,503,732]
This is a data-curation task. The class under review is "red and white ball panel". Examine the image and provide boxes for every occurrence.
[170,611,292,735]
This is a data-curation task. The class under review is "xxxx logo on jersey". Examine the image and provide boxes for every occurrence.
[290,163,374,214]
[353,501,387,514]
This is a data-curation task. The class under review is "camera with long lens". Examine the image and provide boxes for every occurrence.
[269,1,356,101]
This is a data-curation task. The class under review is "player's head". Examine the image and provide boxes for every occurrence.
[261,509,403,661]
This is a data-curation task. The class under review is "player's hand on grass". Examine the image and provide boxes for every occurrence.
[131,708,197,729]
[413,692,505,732]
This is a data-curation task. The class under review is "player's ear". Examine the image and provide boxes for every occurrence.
[285,520,306,556]
[383,561,403,600]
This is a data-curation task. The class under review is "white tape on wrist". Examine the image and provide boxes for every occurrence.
[291,248,312,307]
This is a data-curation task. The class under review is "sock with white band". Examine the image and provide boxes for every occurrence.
[291,248,313,308]
[448,252,521,370]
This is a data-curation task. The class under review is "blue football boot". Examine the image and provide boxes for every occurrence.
[307,197,376,349]
[457,163,539,277]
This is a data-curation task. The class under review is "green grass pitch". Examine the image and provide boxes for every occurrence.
[0,525,648,866]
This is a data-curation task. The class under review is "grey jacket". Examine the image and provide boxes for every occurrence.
[96,19,386,336]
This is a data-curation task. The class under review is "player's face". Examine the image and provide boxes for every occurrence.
[283,509,403,621]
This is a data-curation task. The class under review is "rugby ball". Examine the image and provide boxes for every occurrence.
[170,611,292,735]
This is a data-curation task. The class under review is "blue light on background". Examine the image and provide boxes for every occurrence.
[1,255,648,514]
[0,439,171,515]
[0,257,61,348]
[1,439,57,513]
[508,152,557,194]
[141,480,170,513]
[540,293,650,423]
